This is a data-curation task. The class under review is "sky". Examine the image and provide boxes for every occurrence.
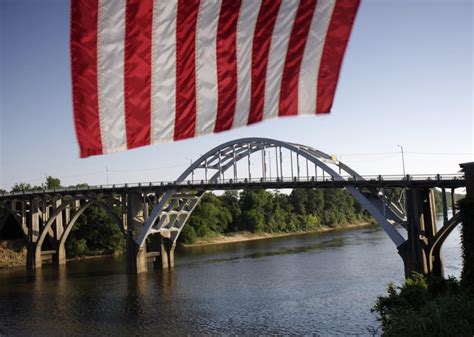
[0,0,472,190]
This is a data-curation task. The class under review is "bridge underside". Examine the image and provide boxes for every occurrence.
[0,138,470,279]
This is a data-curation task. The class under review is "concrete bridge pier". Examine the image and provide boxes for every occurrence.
[27,198,69,270]
[126,235,148,274]
[52,198,66,266]
[124,191,177,274]
[53,245,66,266]
[27,199,40,269]
[125,192,148,274]
[398,188,443,278]
[126,234,176,273]
[157,236,175,269]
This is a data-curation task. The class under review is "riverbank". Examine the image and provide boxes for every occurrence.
[0,240,120,268]
[0,240,27,268]
[0,222,375,268]
[181,222,375,248]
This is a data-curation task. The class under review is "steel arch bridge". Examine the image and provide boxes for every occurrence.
[0,138,467,277]
[135,137,407,249]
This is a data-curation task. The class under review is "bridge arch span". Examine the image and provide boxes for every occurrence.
[135,138,406,249]
[33,196,124,267]
[1,201,27,236]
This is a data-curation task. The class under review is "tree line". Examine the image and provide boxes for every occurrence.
[181,188,370,244]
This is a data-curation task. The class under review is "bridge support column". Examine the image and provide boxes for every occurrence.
[53,244,66,266]
[424,190,444,277]
[52,198,66,266]
[27,199,41,270]
[157,237,175,270]
[125,192,148,274]
[126,234,148,274]
[398,188,443,278]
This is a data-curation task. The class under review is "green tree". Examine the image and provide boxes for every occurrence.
[238,190,271,232]
[221,191,241,232]
[73,183,89,188]
[179,188,368,243]
[289,189,308,215]
[187,193,232,237]
[460,198,474,294]
[66,204,124,257]
[44,176,61,189]
[180,224,197,244]
[306,189,324,215]
[240,208,265,232]
[68,239,88,257]
[11,182,33,192]
[272,205,289,232]
[373,274,474,336]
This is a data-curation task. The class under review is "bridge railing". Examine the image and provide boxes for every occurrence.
[1,173,465,198]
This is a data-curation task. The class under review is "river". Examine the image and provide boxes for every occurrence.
[0,215,462,336]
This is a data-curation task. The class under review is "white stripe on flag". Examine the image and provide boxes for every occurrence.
[298,0,336,115]
[263,0,300,121]
[97,0,127,153]
[195,0,221,136]
[232,0,261,129]
[151,0,178,144]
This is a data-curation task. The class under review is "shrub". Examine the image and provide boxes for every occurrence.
[180,225,197,244]
[67,239,88,258]
[372,274,474,336]
[460,198,474,294]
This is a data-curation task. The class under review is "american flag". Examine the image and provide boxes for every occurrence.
[71,0,360,158]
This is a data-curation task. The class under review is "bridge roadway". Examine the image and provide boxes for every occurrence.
[0,174,465,200]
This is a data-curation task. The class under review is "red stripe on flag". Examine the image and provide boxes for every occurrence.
[279,0,317,117]
[71,0,103,158]
[247,0,282,125]
[316,0,359,113]
[124,0,153,149]
[174,0,200,141]
[214,0,241,133]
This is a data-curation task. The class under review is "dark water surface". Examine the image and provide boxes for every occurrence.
[0,217,462,336]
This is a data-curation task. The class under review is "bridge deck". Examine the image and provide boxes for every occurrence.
[1,174,464,200]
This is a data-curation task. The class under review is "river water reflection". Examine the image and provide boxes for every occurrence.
[0,217,462,336]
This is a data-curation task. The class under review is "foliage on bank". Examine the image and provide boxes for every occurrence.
[372,274,474,337]
[374,196,474,336]
[180,188,370,244]
[0,240,27,267]
[460,198,474,294]
[65,205,125,258]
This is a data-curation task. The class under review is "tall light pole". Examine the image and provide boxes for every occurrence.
[106,167,109,186]
[397,145,406,177]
